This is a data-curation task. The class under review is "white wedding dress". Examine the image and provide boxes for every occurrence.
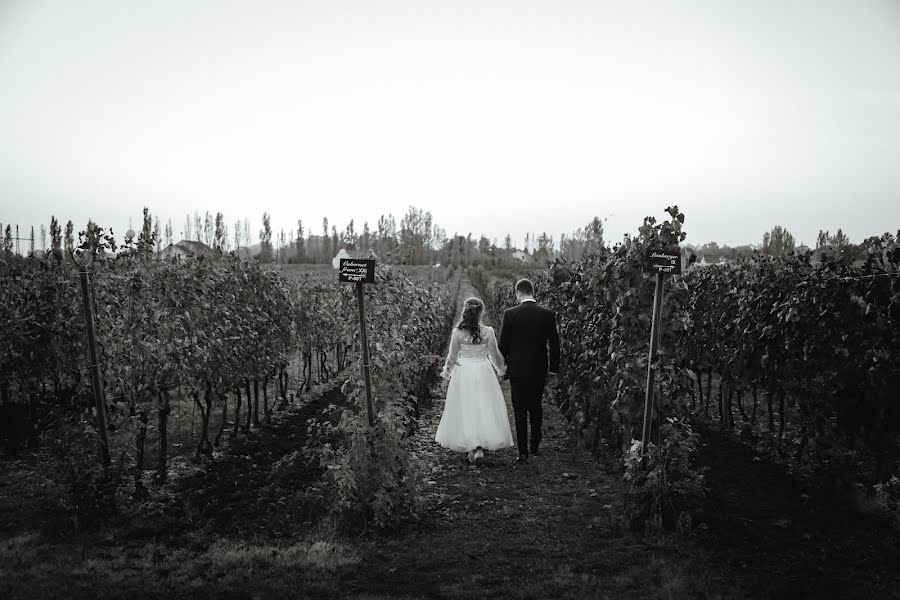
[435,325,514,452]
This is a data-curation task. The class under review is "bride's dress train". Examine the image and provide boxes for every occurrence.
[435,325,514,452]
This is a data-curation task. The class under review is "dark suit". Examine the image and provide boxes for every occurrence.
[498,300,561,456]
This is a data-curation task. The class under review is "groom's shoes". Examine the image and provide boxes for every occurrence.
[515,454,528,465]
[530,448,540,457]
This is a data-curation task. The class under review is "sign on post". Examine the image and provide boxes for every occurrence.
[641,247,680,455]
[338,259,376,284]
[339,258,376,426]
[646,250,682,275]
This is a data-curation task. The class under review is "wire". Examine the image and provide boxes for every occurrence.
[794,273,893,287]
[833,273,892,281]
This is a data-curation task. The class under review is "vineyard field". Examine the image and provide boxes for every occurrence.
[1,213,899,598]
[1,244,459,526]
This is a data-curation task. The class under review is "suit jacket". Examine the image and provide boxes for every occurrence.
[498,301,561,379]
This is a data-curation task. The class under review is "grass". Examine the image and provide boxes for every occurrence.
[0,531,361,599]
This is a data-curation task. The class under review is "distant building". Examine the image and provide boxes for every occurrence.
[512,249,532,263]
[697,255,728,267]
[332,248,350,268]
[156,240,215,260]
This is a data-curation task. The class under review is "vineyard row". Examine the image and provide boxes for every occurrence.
[1,249,458,490]
[472,212,900,482]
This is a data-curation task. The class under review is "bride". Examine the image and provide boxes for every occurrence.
[435,297,514,466]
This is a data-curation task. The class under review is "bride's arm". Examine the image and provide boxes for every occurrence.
[440,328,461,380]
[486,327,507,377]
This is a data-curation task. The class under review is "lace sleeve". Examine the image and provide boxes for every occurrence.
[486,327,507,377]
[440,328,461,380]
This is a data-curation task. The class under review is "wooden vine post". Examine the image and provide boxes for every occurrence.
[339,258,377,427]
[78,262,111,467]
[640,248,681,455]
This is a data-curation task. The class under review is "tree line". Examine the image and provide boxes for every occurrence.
[687,224,880,263]
[3,212,881,269]
[3,208,609,269]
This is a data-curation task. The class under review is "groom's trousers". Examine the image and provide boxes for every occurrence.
[509,376,545,455]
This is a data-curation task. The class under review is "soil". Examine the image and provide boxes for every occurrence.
[693,423,900,598]
[157,384,346,539]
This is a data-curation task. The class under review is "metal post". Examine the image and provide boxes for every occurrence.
[641,273,665,455]
[356,282,375,427]
[79,265,111,466]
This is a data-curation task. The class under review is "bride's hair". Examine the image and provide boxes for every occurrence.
[457,297,484,344]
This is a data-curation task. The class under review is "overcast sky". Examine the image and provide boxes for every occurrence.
[1,0,899,250]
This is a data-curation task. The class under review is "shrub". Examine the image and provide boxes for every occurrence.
[318,403,425,533]
[873,475,900,527]
[623,417,706,535]
[42,414,119,533]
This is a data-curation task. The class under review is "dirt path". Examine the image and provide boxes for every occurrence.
[343,275,730,598]
[344,275,900,599]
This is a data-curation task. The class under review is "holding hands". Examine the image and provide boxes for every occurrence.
[440,364,455,381]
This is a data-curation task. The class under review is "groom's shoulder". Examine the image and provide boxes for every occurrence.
[536,303,557,317]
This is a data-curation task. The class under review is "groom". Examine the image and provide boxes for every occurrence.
[499,278,561,464]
